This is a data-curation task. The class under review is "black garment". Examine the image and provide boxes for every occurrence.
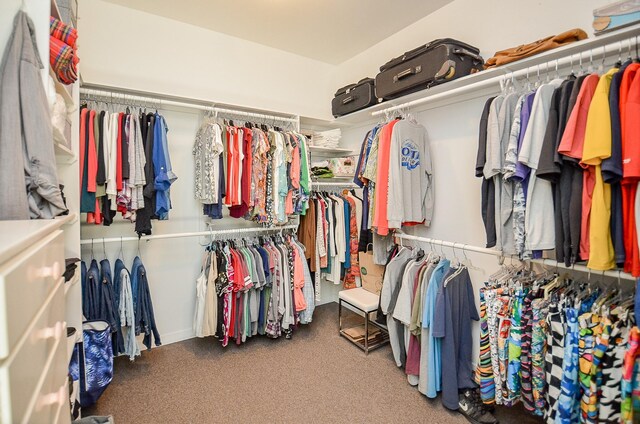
[136,113,155,236]
[560,75,588,264]
[349,190,370,253]
[215,253,228,338]
[112,259,127,355]
[96,111,106,186]
[604,61,630,266]
[121,113,130,180]
[481,178,497,248]
[100,196,116,227]
[476,97,497,248]
[537,80,575,264]
[568,166,583,263]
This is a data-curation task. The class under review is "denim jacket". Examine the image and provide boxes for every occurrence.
[131,257,161,349]
[99,260,118,344]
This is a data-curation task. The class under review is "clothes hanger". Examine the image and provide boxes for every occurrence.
[118,237,125,262]
[137,237,142,259]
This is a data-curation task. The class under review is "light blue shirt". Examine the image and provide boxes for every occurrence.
[422,259,450,398]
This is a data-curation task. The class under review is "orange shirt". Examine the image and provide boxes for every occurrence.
[373,119,399,236]
[557,74,599,160]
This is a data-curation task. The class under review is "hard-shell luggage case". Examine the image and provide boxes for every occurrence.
[375,39,483,101]
[332,77,377,118]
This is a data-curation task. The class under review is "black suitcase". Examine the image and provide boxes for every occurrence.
[332,77,377,118]
[375,39,483,101]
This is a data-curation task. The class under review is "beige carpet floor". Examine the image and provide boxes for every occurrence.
[84,303,542,424]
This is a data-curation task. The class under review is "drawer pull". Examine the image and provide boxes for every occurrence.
[33,321,65,342]
[37,384,66,410]
[34,262,61,279]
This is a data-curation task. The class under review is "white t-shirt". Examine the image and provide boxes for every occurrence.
[519,79,563,251]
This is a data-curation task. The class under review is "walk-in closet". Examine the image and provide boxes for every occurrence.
[1,0,640,423]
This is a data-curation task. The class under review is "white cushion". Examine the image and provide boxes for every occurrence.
[339,287,379,312]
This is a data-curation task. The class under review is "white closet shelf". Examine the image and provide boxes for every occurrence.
[49,68,74,108]
[50,0,62,23]
[0,214,77,264]
[331,23,640,126]
[54,139,76,164]
[308,146,353,156]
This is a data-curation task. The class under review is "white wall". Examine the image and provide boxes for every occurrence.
[78,0,336,120]
[77,0,607,349]
[0,1,50,89]
[79,105,339,346]
[334,0,604,360]
[335,0,602,90]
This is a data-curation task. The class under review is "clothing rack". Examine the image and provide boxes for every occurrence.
[394,232,636,281]
[79,85,300,129]
[372,27,640,117]
[80,224,298,245]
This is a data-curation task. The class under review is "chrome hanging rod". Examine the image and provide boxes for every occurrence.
[80,224,298,245]
[79,85,300,125]
[394,232,636,281]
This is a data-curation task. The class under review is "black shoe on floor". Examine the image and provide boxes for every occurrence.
[458,389,499,424]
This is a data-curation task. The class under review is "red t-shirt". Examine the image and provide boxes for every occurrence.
[620,64,640,275]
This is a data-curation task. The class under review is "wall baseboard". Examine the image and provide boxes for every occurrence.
[154,301,341,347]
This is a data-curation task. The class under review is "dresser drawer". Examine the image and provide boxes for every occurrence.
[24,336,68,424]
[0,281,65,424]
[52,384,71,424]
[0,230,64,359]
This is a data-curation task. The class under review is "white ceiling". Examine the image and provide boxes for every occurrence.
[102,0,452,64]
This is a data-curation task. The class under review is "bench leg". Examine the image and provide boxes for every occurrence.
[338,299,342,332]
[364,312,369,354]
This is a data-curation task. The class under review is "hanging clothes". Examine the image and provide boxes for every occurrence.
[476,63,640,277]
[79,104,176,235]
[193,118,310,226]
[192,233,314,346]
[475,265,638,423]
[352,117,434,239]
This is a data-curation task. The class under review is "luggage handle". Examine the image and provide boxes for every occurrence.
[393,65,422,82]
[453,48,484,64]
[342,95,357,105]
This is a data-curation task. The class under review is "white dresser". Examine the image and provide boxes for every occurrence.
[0,218,78,424]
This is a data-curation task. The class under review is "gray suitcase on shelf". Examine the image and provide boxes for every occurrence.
[375,38,484,101]
[332,77,377,118]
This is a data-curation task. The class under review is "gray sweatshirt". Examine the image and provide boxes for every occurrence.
[387,120,434,229]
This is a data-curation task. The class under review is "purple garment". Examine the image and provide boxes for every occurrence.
[513,91,537,197]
